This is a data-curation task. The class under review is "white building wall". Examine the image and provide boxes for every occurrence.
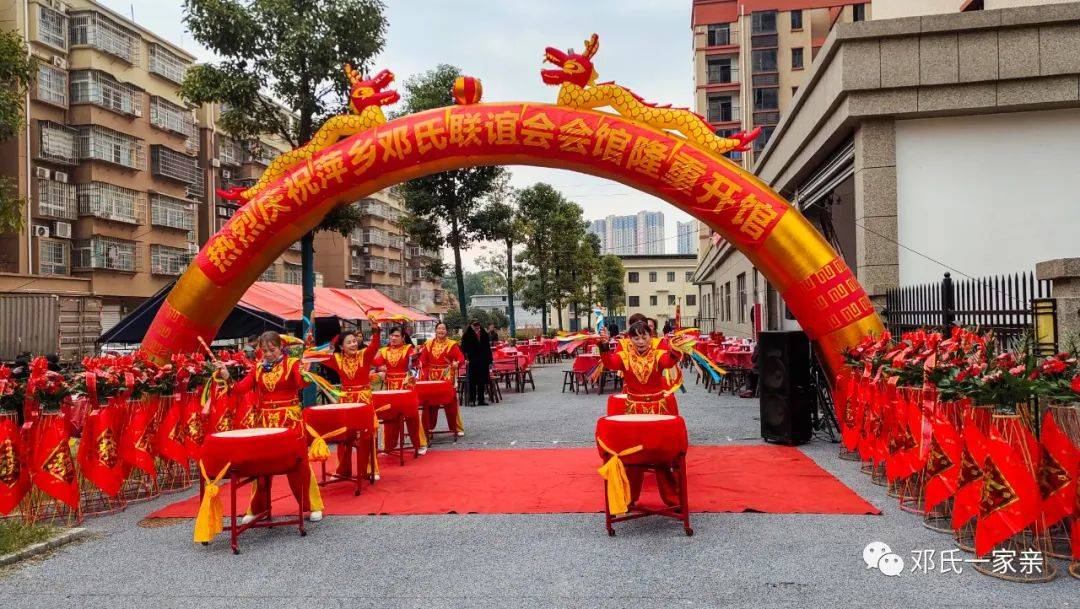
[895,109,1080,285]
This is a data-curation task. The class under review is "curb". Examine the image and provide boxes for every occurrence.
[0,527,89,568]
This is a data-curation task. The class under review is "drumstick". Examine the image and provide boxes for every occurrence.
[196,336,218,362]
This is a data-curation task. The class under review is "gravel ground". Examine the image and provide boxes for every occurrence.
[1,363,1075,608]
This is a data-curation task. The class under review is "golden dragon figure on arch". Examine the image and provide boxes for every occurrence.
[542,34,759,157]
[216,65,399,204]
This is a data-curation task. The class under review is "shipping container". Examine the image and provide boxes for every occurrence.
[0,294,102,363]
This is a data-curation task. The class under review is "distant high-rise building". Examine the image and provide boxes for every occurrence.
[607,215,638,255]
[677,221,697,254]
[636,211,665,254]
[588,218,607,253]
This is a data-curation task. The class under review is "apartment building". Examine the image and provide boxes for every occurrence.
[690,0,870,338]
[312,189,449,316]
[621,254,700,328]
[593,211,668,255]
[587,218,607,253]
[0,0,202,329]
[676,220,697,254]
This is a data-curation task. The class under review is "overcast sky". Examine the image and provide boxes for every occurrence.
[102,0,697,270]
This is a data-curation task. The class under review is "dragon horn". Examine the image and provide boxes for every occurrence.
[583,33,599,58]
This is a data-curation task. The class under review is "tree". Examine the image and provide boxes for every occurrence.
[548,200,589,330]
[597,255,627,323]
[394,64,507,323]
[474,178,525,335]
[0,28,35,233]
[441,269,501,304]
[517,184,566,334]
[179,0,387,364]
[571,232,602,329]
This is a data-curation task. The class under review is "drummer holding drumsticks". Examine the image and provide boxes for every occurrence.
[373,326,428,455]
[597,321,684,506]
[417,322,466,437]
[318,318,382,479]
[214,331,325,523]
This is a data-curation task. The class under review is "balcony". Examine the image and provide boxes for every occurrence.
[186,167,205,201]
[34,4,68,51]
[73,236,141,273]
[387,259,402,275]
[39,238,70,276]
[76,125,144,170]
[70,70,142,117]
[69,11,140,64]
[38,121,78,166]
[260,265,279,282]
[751,34,778,49]
[244,141,279,166]
[77,182,146,225]
[218,137,243,167]
[37,178,77,220]
[150,97,196,140]
[147,43,189,84]
[150,193,195,232]
[150,244,192,276]
[35,64,67,107]
[283,263,303,285]
[151,145,199,184]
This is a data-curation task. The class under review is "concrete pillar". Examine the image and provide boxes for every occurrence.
[853,119,899,308]
[1035,257,1080,343]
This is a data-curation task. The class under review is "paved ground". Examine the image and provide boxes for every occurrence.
[0,363,1075,608]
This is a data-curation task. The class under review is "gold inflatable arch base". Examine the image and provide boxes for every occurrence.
[143,103,883,379]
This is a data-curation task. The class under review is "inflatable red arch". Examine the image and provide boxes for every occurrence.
[142,102,882,379]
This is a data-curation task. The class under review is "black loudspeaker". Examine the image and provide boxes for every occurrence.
[758,330,813,445]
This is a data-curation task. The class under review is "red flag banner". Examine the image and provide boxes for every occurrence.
[120,401,156,477]
[952,407,992,530]
[181,392,207,460]
[1038,408,1079,530]
[0,418,30,515]
[156,394,187,466]
[77,406,128,497]
[975,415,1042,557]
[839,374,863,452]
[923,403,963,514]
[208,391,237,433]
[29,415,79,510]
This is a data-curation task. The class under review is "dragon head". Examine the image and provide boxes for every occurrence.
[344,65,399,113]
[542,33,599,88]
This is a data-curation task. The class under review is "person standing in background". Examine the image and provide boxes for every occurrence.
[461,318,492,406]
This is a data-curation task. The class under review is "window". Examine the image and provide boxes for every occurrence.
[37,6,67,49]
[706,23,730,46]
[753,125,776,154]
[751,49,777,72]
[628,295,640,307]
[790,9,803,30]
[38,121,78,165]
[628,271,639,283]
[39,238,69,276]
[724,282,732,321]
[260,265,279,282]
[150,244,191,276]
[737,273,747,323]
[648,271,657,282]
[70,71,143,116]
[77,182,146,224]
[686,294,697,306]
[751,11,777,34]
[706,57,734,84]
[218,137,243,166]
[791,47,804,70]
[37,178,77,220]
[706,93,735,123]
[666,271,675,282]
[649,295,658,306]
[151,145,199,184]
[754,88,778,111]
[150,97,196,139]
[283,263,303,285]
[853,3,867,22]
[36,64,67,106]
[668,295,677,306]
[685,271,693,282]
[70,11,140,64]
[76,125,145,170]
[73,236,138,272]
[147,43,189,84]
[150,194,194,231]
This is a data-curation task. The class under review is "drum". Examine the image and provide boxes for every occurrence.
[303,402,375,437]
[595,414,688,466]
[605,393,679,416]
[371,389,420,421]
[414,380,455,407]
[200,428,305,478]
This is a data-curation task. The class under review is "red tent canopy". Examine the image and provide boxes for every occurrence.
[239,282,435,322]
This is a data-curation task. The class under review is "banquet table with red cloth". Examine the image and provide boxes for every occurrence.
[710,346,753,369]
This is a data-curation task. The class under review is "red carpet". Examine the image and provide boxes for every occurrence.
[149,445,879,517]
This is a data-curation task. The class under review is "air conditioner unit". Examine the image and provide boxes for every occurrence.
[33,225,50,238]
[53,171,68,183]
[210,159,221,168]
[34,167,51,180]
[51,55,67,70]
[55,1,71,14]
[188,243,199,254]
[221,169,231,179]
[53,221,72,239]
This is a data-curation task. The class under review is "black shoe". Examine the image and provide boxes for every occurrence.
[478,401,488,406]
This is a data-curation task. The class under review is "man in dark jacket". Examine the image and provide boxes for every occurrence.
[460,317,492,406]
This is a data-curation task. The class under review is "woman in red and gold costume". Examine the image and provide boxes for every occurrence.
[417,322,466,437]
[598,320,684,505]
[319,324,381,479]
[373,326,427,455]
[216,331,324,523]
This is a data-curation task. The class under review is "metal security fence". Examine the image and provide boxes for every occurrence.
[884,271,1053,346]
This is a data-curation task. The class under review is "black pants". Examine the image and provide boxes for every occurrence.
[467,362,488,404]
